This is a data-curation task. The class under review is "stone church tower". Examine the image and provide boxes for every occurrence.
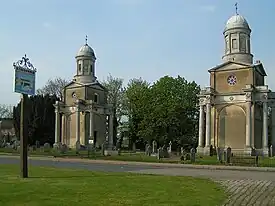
[197,9,275,156]
[53,37,115,153]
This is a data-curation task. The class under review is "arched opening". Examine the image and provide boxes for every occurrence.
[219,105,246,149]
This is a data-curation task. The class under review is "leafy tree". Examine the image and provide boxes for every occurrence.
[37,77,69,99]
[0,105,13,118]
[138,75,200,147]
[125,78,150,148]
[13,94,59,145]
[102,74,126,145]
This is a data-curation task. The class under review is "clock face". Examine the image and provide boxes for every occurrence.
[227,75,237,86]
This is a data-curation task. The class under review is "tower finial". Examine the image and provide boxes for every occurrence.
[85,35,88,45]
[235,2,238,15]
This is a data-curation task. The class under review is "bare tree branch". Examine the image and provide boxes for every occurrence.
[37,77,70,99]
[0,105,13,119]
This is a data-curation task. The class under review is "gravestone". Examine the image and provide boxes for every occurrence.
[251,147,257,156]
[152,140,157,154]
[132,142,136,153]
[75,142,81,151]
[223,150,227,163]
[101,142,106,156]
[168,141,172,153]
[180,147,184,156]
[60,144,68,154]
[210,145,214,156]
[226,147,231,163]
[147,145,152,156]
[43,143,51,152]
[162,146,169,158]
[157,148,161,160]
[13,140,20,150]
[190,148,196,163]
[216,147,222,162]
[35,140,40,149]
[145,143,150,155]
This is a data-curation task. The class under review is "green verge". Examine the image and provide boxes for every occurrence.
[0,165,226,206]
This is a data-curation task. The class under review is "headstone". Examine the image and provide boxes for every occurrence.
[132,142,136,153]
[13,140,20,150]
[162,146,169,158]
[152,140,157,154]
[145,143,149,155]
[43,143,51,152]
[101,142,106,156]
[168,141,172,153]
[216,147,222,162]
[226,147,232,163]
[157,148,161,160]
[223,150,227,163]
[60,144,68,154]
[147,145,152,156]
[251,147,257,156]
[269,145,273,157]
[35,140,40,149]
[210,145,214,156]
[190,148,196,163]
[180,147,184,156]
[75,142,81,151]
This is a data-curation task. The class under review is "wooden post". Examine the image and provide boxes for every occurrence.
[20,94,28,178]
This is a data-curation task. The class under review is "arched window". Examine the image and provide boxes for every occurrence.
[94,93,98,103]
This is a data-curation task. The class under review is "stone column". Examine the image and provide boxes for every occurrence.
[75,102,80,150]
[205,103,211,148]
[245,101,252,152]
[0,121,2,140]
[271,107,275,156]
[89,111,94,142]
[198,105,205,147]
[54,101,60,148]
[262,101,269,156]
[108,114,114,147]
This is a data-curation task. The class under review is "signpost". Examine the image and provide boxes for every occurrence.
[13,55,37,178]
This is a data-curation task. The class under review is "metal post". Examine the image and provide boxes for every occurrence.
[20,94,28,178]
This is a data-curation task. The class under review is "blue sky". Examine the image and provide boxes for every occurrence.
[1,0,275,105]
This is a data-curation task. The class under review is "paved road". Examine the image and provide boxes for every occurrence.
[1,156,275,206]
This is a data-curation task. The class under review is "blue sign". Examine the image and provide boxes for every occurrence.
[13,55,37,96]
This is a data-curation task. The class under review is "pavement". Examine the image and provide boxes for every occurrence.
[0,155,275,206]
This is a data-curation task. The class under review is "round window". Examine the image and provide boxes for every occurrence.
[227,75,237,86]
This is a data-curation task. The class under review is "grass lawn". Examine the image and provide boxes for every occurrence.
[0,165,226,206]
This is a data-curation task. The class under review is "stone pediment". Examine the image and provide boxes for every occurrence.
[208,61,267,76]
[64,80,106,91]
[208,61,252,73]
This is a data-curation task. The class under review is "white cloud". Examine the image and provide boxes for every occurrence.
[200,5,216,13]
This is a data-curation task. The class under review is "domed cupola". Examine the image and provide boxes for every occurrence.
[222,3,253,64]
[74,36,97,84]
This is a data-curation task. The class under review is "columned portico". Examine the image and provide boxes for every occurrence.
[245,101,252,153]
[262,99,269,155]
[89,110,94,144]
[271,107,275,156]
[198,105,204,148]
[75,101,80,150]
[53,101,61,148]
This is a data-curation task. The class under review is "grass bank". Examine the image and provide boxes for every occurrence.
[0,165,226,206]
